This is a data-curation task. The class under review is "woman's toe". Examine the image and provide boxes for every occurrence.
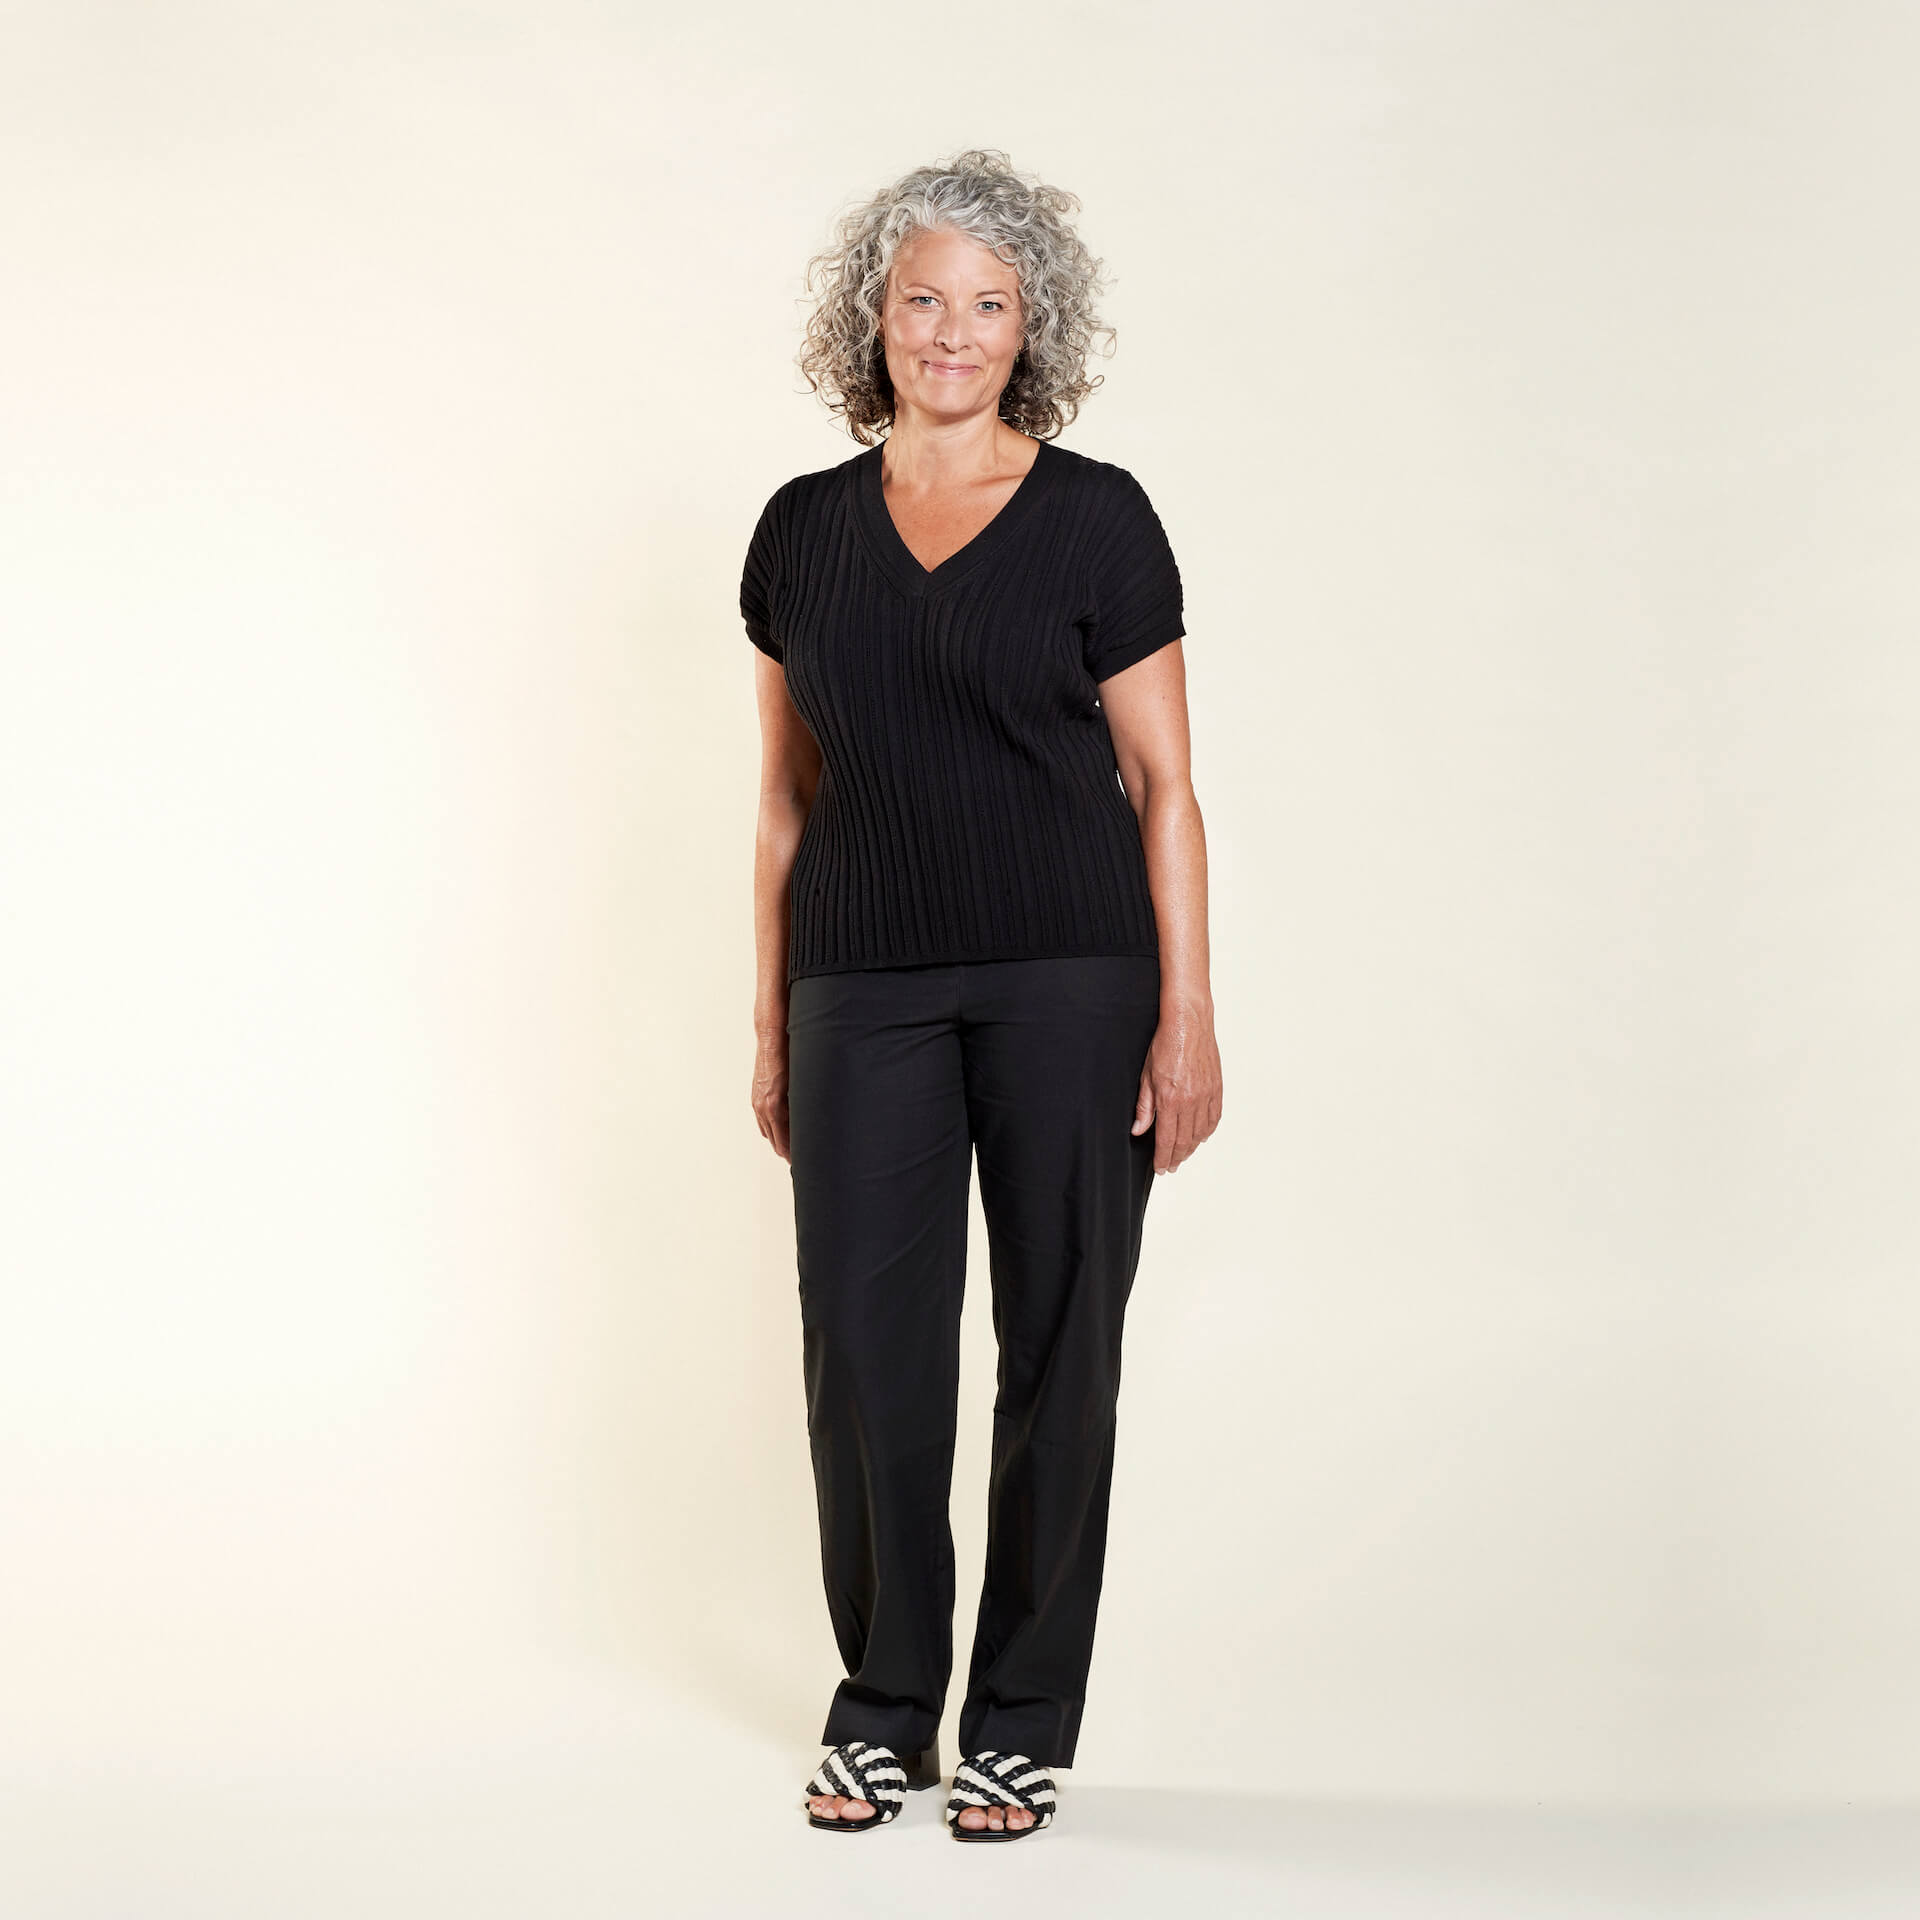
[1008,1807,1034,1829]
[957,1806,987,1830]
[843,1797,875,1821]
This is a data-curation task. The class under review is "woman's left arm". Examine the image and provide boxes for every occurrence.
[1099,639,1224,1173]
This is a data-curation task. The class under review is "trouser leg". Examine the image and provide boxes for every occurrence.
[785,964,971,1759]
[954,954,1162,1768]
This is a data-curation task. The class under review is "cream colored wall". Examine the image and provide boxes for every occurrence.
[3,0,1915,1812]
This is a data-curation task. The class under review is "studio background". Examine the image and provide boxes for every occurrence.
[3,1,1917,1912]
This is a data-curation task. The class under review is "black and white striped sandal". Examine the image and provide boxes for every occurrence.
[802,1739,941,1832]
[944,1750,1057,1841]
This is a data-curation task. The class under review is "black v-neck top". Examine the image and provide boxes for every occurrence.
[740,435,1185,984]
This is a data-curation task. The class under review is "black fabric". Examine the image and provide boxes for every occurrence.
[785,953,1161,1770]
[741,437,1185,984]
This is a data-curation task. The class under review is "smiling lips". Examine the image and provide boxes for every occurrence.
[925,361,977,375]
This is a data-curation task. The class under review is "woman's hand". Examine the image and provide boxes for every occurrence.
[1133,993,1222,1174]
[752,1024,792,1161]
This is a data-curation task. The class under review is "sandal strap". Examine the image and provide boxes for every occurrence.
[803,1739,909,1821]
[944,1749,1056,1826]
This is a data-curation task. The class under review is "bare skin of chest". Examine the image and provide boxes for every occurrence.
[883,471,1028,573]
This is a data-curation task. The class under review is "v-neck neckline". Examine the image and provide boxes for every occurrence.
[854,435,1057,598]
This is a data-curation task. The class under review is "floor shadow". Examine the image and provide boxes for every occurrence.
[1065,1787,1672,1902]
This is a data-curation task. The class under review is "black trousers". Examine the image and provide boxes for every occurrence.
[785,953,1162,1770]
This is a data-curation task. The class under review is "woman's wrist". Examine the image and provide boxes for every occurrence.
[1158,978,1214,1021]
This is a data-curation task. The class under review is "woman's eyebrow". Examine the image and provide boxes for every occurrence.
[899,282,1016,298]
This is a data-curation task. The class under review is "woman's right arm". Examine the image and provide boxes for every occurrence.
[750,651,821,1160]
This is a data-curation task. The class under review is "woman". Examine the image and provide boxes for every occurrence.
[741,149,1222,1841]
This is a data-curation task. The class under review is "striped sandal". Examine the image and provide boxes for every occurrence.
[945,1750,1057,1841]
[802,1739,941,1832]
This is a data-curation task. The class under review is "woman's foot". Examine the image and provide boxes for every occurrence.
[954,1801,1036,1833]
[803,1740,936,1830]
[807,1790,879,1825]
[945,1752,1056,1839]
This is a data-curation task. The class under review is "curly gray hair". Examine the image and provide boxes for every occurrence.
[796,147,1116,446]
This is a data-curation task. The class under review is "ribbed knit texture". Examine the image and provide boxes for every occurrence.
[741,436,1185,985]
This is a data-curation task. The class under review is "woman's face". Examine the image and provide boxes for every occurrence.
[880,226,1026,426]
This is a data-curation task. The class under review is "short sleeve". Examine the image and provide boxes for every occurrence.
[740,486,786,663]
[1080,470,1185,683]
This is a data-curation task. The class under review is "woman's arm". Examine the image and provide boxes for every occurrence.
[1098,639,1224,1174]
[750,652,822,1160]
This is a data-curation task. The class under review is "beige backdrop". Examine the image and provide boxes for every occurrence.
[3,0,1917,1874]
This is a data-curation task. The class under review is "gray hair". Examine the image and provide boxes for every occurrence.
[796,147,1116,446]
